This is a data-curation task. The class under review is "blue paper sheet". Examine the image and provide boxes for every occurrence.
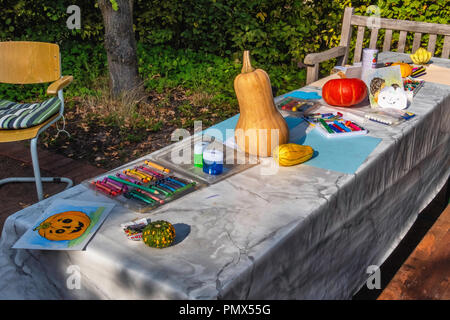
[204,115,382,174]
[284,91,322,100]
[291,126,381,174]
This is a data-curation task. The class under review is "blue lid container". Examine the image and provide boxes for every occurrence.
[202,149,223,175]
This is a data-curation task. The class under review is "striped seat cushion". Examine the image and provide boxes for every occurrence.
[0,97,61,129]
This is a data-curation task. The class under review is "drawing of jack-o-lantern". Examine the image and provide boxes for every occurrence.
[34,211,91,241]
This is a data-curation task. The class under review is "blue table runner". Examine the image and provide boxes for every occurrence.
[204,114,381,174]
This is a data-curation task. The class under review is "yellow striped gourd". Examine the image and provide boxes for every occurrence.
[272,143,314,166]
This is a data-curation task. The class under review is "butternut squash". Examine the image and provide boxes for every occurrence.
[234,51,289,157]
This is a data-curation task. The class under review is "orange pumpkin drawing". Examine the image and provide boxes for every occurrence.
[34,211,91,241]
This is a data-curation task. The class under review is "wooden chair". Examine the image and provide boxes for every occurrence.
[304,7,450,84]
[0,41,74,201]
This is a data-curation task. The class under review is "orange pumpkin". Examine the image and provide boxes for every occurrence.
[34,211,91,241]
[322,73,367,107]
[391,62,413,77]
[234,51,289,157]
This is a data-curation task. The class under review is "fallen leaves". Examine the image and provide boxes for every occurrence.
[40,86,238,170]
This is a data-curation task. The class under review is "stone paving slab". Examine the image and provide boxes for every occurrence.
[378,204,450,300]
[0,141,106,232]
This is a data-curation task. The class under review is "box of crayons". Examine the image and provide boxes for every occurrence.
[305,112,368,138]
[403,78,424,97]
[276,97,319,115]
[84,159,204,213]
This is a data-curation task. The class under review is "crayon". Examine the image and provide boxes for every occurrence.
[125,191,155,204]
[136,189,165,204]
[116,173,142,185]
[172,182,197,194]
[319,118,334,134]
[334,121,351,132]
[145,160,170,173]
[102,178,128,192]
[92,181,119,196]
[108,175,160,195]
[156,182,176,192]
[138,166,164,178]
[149,185,171,196]
[167,177,186,187]
[329,123,343,132]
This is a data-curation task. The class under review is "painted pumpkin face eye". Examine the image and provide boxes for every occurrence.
[55,229,65,234]
[62,219,72,223]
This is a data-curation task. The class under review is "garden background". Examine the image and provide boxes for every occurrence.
[1,0,448,169]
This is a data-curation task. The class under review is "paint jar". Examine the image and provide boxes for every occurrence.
[202,149,223,175]
[362,48,378,69]
[194,141,209,168]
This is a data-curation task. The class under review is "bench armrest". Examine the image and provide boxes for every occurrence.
[304,46,347,65]
[47,75,74,95]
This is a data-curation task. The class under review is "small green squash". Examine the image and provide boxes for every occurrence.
[142,220,176,249]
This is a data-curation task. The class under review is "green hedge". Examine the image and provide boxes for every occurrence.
[0,0,448,101]
[1,0,448,61]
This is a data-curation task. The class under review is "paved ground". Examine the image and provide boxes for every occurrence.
[378,204,450,300]
[353,180,449,299]
[0,141,448,299]
[0,141,106,231]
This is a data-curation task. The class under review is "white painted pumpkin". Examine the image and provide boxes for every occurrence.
[377,84,407,110]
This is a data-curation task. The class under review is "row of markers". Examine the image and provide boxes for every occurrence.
[92,160,196,205]
[303,112,365,134]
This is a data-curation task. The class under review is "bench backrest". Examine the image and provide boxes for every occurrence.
[339,7,450,64]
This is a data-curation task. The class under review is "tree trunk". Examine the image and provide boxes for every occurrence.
[98,0,141,98]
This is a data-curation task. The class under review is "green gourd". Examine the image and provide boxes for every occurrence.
[142,220,176,248]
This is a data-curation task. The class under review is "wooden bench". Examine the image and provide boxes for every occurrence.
[304,7,450,84]
[378,204,450,300]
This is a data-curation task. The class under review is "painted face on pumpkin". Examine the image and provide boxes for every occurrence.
[377,84,407,110]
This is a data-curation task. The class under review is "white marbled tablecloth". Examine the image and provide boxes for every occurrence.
[0,52,449,299]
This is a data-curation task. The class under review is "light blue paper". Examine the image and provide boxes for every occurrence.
[203,115,381,174]
[291,127,382,174]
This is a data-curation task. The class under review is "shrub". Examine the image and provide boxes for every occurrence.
[0,0,448,102]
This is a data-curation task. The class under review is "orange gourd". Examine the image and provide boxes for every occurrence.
[234,51,289,157]
[34,211,91,241]
[391,62,413,77]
